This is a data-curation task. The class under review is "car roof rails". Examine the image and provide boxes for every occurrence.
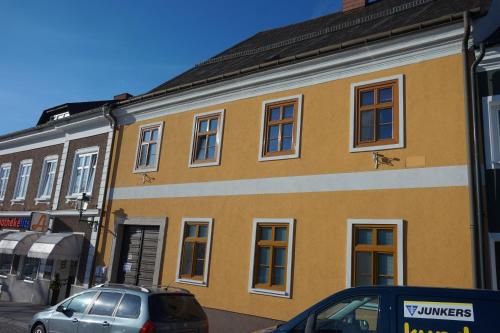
[93,282,151,293]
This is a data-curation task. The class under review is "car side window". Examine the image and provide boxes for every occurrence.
[89,292,123,316]
[116,294,142,319]
[314,296,379,333]
[67,292,97,314]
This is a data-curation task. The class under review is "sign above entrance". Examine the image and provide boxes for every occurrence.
[31,212,50,232]
[0,217,31,230]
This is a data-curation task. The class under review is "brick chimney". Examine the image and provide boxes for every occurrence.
[343,0,366,12]
[114,93,133,101]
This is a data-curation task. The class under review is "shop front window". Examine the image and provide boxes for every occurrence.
[22,257,40,281]
[0,254,13,275]
[43,259,54,280]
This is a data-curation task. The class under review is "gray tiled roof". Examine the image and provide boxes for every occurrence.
[149,0,490,93]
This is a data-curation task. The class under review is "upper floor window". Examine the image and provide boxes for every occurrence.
[189,110,225,167]
[249,218,295,298]
[350,75,404,152]
[69,148,98,196]
[0,163,11,201]
[36,156,58,200]
[259,95,303,161]
[134,122,163,172]
[13,160,32,201]
[176,218,214,286]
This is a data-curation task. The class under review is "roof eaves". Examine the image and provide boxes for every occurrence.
[0,105,108,142]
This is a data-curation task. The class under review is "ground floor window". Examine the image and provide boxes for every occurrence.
[249,218,295,297]
[43,259,54,280]
[347,219,403,288]
[0,254,13,275]
[22,257,40,281]
[176,218,213,286]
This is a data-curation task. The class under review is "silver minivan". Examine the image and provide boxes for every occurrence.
[29,283,209,333]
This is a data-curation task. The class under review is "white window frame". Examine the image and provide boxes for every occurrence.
[67,147,99,198]
[35,155,58,201]
[346,219,404,288]
[485,98,500,168]
[12,159,33,202]
[489,233,500,290]
[349,75,405,152]
[258,95,303,162]
[175,217,214,287]
[0,163,12,201]
[188,110,225,168]
[248,218,295,298]
[133,121,164,173]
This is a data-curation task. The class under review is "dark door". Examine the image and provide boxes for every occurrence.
[117,225,159,286]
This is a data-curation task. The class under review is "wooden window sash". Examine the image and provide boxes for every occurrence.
[137,126,160,168]
[254,224,288,291]
[192,114,220,163]
[355,80,399,148]
[180,223,208,280]
[262,100,298,157]
[352,225,397,286]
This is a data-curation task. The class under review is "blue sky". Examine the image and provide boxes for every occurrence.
[0,0,341,135]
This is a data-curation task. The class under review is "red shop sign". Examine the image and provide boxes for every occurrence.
[0,217,31,230]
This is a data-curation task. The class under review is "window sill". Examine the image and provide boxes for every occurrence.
[350,142,404,153]
[23,279,35,284]
[133,166,158,174]
[175,278,207,287]
[249,287,290,298]
[10,200,25,206]
[258,152,300,162]
[65,194,92,202]
[188,160,220,168]
[34,198,51,205]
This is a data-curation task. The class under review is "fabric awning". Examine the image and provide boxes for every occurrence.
[0,232,42,255]
[28,233,83,260]
[0,230,14,241]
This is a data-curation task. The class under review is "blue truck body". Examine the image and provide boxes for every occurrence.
[266,286,500,333]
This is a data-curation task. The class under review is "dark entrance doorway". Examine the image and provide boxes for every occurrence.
[117,225,159,286]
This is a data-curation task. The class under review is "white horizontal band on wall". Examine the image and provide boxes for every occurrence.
[110,165,468,200]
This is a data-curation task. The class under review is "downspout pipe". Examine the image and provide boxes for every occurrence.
[470,42,486,289]
[462,11,480,289]
[89,103,117,286]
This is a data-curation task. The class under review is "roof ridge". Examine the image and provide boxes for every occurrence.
[195,0,434,67]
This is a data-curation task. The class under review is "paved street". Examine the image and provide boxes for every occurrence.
[0,301,47,333]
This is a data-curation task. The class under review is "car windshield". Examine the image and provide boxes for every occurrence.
[149,294,206,323]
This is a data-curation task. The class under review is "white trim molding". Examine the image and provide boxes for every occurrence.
[0,116,111,156]
[188,110,225,168]
[346,219,404,288]
[12,159,33,202]
[133,121,164,173]
[110,165,468,200]
[483,95,500,169]
[66,146,100,199]
[0,162,12,201]
[478,46,500,72]
[248,218,295,298]
[258,95,303,161]
[35,155,59,203]
[349,74,405,152]
[113,24,464,126]
[175,217,214,287]
[489,233,500,290]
